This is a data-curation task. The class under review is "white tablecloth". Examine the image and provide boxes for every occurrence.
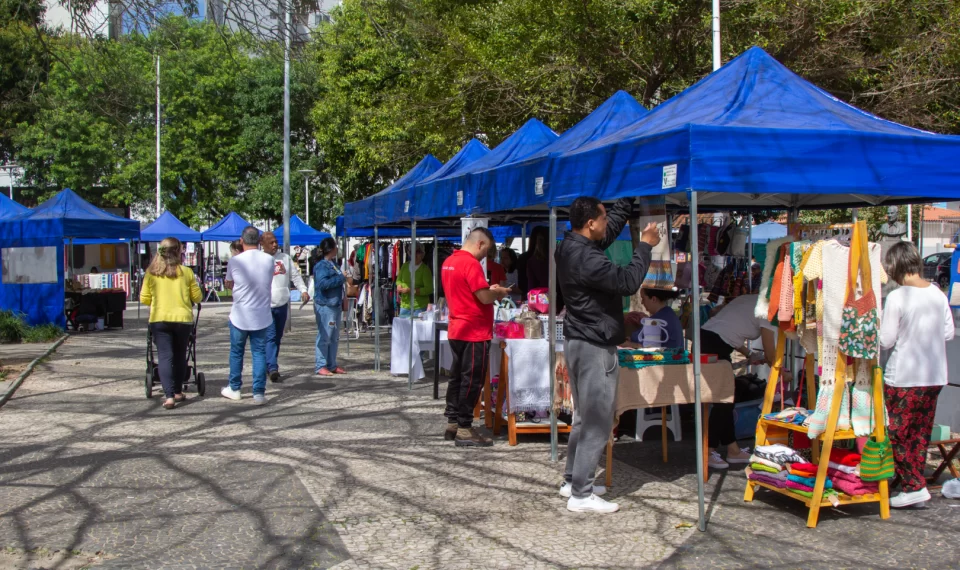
[497,339,564,413]
[391,318,452,379]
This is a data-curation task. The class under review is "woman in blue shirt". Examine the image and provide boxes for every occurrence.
[314,237,346,376]
[624,288,684,349]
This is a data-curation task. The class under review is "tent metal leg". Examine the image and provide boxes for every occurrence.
[548,208,558,462]
[374,226,381,372]
[521,223,527,254]
[690,192,707,532]
[409,222,416,391]
[433,236,438,306]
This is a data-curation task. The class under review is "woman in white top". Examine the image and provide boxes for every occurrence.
[880,241,955,508]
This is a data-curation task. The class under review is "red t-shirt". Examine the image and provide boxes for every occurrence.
[488,260,506,286]
[442,249,493,342]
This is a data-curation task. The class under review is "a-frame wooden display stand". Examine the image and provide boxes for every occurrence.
[743,328,890,528]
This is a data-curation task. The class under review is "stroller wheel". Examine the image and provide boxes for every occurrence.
[145,371,155,399]
[196,372,206,397]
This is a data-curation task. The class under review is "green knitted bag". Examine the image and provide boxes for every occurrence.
[860,438,895,481]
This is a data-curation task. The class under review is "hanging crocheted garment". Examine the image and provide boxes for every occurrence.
[755,236,796,320]
[850,360,874,436]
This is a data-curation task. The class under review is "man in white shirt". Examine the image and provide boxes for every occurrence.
[260,231,309,383]
[222,226,275,405]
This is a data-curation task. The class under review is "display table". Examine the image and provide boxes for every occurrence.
[65,290,126,329]
[605,361,736,486]
[493,339,571,445]
[390,317,452,379]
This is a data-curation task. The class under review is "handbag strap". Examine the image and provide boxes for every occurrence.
[845,221,873,302]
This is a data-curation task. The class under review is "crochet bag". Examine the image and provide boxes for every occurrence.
[860,438,895,481]
[838,222,879,360]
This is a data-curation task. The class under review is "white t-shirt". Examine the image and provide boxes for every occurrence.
[702,294,773,348]
[270,251,307,308]
[880,284,955,387]
[226,249,275,331]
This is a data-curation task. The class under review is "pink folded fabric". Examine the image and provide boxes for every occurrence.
[832,478,878,496]
[785,479,815,493]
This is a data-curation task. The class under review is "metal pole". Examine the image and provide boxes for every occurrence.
[747,215,753,293]
[374,226,381,371]
[432,235,438,306]
[155,54,161,216]
[409,223,417,391]
[521,223,527,254]
[342,232,349,356]
[907,204,913,243]
[712,0,721,70]
[919,206,925,257]
[281,6,291,256]
[305,177,310,226]
[690,193,706,532]
[548,208,558,462]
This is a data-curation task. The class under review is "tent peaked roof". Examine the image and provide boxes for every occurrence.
[273,214,332,246]
[344,154,443,229]
[0,193,29,219]
[480,91,647,214]
[372,154,443,225]
[587,46,922,147]
[465,119,558,174]
[141,211,201,242]
[2,188,139,240]
[548,46,960,208]
[414,121,557,221]
[419,139,490,185]
[536,91,647,158]
[202,211,254,242]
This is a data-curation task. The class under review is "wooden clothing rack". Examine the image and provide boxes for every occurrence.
[743,329,890,528]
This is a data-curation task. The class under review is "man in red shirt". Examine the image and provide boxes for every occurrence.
[441,227,511,447]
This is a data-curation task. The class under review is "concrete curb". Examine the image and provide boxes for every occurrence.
[0,334,68,409]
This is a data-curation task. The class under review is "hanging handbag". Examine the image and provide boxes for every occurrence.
[860,438,895,481]
[838,222,879,360]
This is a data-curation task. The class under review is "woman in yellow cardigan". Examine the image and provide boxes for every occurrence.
[140,237,202,409]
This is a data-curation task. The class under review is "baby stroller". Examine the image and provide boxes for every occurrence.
[145,304,206,398]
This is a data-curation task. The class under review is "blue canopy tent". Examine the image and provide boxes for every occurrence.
[273,214,332,246]
[201,212,256,242]
[141,211,202,242]
[545,47,960,209]
[0,189,140,326]
[413,119,558,222]
[342,155,443,231]
[0,193,29,219]
[372,155,443,227]
[479,91,648,217]
[750,221,787,244]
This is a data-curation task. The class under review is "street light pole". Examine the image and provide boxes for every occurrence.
[1,164,17,200]
[298,169,312,226]
[281,3,292,255]
[156,54,161,216]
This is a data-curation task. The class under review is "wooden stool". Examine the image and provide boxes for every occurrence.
[926,438,960,489]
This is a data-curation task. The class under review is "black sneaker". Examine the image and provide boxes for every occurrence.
[455,427,493,448]
[444,424,458,441]
[269,370,282,383]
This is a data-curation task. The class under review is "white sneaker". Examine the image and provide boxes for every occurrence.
[890,487,931,508]
[559,482,606,498]
[566,494,619,514]
[942,478,960,499]
[221,387,242,401]
[252,394,267,405]
[708,450,729,469]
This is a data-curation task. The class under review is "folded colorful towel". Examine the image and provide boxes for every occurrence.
[788,488,813,498]
[787,474,833,489]
[785,479,815,492]
[750,462,780,474]
[829,448,861,467]
[748,472,787,489]
[749,455,783,471]
[832,477,879,496]
[789,466,817,478]
[754,446,805,465]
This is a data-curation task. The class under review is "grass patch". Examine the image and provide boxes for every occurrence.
[0,310,64,343]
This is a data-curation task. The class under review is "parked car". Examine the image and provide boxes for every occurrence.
[922,252,952,289]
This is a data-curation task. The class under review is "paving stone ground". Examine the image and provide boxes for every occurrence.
[0,303,958,569]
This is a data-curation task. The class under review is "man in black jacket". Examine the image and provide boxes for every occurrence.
[556,197,660,514]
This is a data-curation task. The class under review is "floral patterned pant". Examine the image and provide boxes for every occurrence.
[884,385,942,493]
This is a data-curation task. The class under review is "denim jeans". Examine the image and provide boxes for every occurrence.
[265,304,289,373]
[229,322,268,395]
[315,304,341,371]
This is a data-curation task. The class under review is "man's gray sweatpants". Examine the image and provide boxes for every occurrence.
[563,338,619,499]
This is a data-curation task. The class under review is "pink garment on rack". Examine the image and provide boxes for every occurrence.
[778,259,794,323]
